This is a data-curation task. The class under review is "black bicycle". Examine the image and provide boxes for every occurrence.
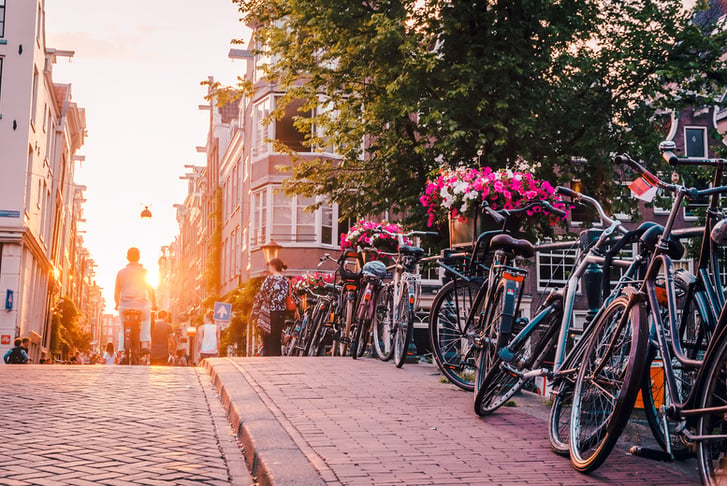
[428,200,566,391]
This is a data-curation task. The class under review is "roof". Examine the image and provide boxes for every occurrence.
[218,100,239,124]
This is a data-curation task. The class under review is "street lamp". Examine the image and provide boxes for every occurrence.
[261,240,282,263]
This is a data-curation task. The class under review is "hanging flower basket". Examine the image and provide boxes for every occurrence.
[420,165,568,246]
[340,220,411,253]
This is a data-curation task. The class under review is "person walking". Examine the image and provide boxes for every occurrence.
[103,342,116,365]
[197,310,220,361]
[251,258,290,357]
[3,338,29,364]
[150,310,175,365]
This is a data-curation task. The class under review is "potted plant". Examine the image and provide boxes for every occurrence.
[420,165,567,247]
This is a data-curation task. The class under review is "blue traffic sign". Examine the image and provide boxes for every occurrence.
[213,302,232,322]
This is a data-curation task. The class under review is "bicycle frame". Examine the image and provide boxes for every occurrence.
[615,154,727,456]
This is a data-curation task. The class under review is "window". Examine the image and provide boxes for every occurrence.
[250,186,338,247]
[685,127,707,158]
[275,97,311,152]
[537,247,578,290]
[31,68,39,127]
[0,0,5,38]
[251,189,268,246]
[253,101,270,156]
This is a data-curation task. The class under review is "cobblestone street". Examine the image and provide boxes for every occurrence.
[0,360,704,485]
[0,365,251,486]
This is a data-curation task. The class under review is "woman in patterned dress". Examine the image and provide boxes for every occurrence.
[252,258,290,356]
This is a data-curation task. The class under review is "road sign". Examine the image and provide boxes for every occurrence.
[213,302,232,323]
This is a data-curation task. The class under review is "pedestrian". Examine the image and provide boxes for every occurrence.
[251,257,290,356]
[150,310,175,365]
[4,338,29,364]
[103,342,116,365]
[197,310,220,361]
[172,349,188,366]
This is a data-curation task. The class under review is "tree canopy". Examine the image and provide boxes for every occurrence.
[232,0,727,224]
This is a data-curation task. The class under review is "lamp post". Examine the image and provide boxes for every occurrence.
[261,240,282,263]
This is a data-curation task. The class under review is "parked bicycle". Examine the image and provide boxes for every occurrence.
[568,148,727,476]
[428,199,566,391]
[350,253,389,359]
[372,229,438,367]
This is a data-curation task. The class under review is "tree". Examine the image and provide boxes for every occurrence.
[232,0,727,222]
[50,297,92,360]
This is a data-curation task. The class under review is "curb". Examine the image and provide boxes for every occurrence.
[202,358,327,486]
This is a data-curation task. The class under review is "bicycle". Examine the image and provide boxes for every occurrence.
[568,149,727,475]
[318,250,364,356]
[372,230,438,367]
[350,252,389,360]
[121,309,143,365]
[307,284,343,356]
[428,199,566,391]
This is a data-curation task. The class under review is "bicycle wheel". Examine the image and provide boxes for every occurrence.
[337,296,356,356]
[474,282,506,404]
[351,317,370,359]
[696,328,727,485]
[569,292,648,473]
[307,304,330,357]
[394,282,414,368]
[373,285,395,361]
[549,381,574,455]
[429,279,483,391]
[475,303,560,416]
[294,308,316,356]
[639,345,694,457]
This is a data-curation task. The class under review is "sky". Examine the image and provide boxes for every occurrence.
[44,0,250,313]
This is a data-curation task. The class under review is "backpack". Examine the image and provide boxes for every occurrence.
[6,347,26,364]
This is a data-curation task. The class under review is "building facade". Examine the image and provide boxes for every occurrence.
[0,0,98,361]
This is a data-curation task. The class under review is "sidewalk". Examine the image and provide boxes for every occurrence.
[204,357,700,486]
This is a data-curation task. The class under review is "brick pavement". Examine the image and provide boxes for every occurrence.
[206,356,701,486]
[0,365,252,486]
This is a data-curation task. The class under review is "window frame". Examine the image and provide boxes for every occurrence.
[250,185,339,249]
[0,0,6,38]
[684,126,707,158]
[536,246,579,292]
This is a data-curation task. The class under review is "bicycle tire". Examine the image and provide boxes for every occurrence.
[474,282,506,405]
[549,381,574,455]
[569,292,648,473]
[338,296,356,356]
[373,285,395,361]
[394,282,414,368]
[351,317,369,359]
[428,279,482,392]
[307,305,329,357]
[475,303,560,416]
[639,345,693,457]
[696,326,727,485]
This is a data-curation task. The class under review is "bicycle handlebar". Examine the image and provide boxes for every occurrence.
[482,199,568,221]
[615,153,727,200]
[555,186,626,232]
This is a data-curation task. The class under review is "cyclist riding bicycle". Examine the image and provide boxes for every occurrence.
[114,247,157,356]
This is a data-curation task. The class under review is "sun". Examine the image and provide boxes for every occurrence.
[146,268,159,289]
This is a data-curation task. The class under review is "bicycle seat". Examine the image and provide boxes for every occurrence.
[399,245,424,258]
[711,218,727,247]
[639,224,685,260]
[488,234,535,258]
[362,260,387,279]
